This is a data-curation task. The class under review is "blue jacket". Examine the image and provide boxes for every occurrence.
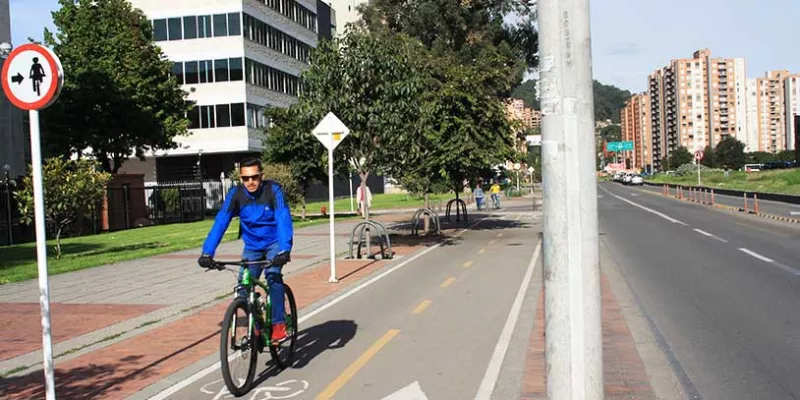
[202,182,294,257]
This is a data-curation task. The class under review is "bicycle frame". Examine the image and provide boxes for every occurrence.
[239,267,273,345]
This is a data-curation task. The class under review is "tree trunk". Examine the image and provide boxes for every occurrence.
[100,155,113,174]
[55,227,62,260]
[301,198,307,220]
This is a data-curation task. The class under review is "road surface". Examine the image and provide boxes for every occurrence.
[142,205,543,400]
[598,182,800,399]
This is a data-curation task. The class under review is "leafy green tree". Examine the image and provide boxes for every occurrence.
[776,150,797,162]
[598,124,621,143]
[296,31,425,221]
[746,151,776,164]
[714,136,745,170]
[262,105,338,219]
[592,81,632,123]
[261,163,304,208]
[511,79,539,109]
[15,158,111,258]
[357,0,537,96]
[700,144,715,168]
[667,147,693,170]
[42,0,192,172]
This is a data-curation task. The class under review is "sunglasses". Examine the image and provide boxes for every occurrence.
[241,174,262,182]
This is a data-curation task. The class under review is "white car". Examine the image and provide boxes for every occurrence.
[630,175,643,185]
[622,174,632,184]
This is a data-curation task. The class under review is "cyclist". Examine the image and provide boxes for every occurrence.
[198,158,294,344]
[489,180,501,209]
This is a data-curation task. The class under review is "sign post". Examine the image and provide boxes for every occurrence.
[2,43,64,400]
[695,150,704,185]
[312,112,350,283]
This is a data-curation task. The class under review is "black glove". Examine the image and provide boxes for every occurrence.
[272,251,291,266]
[198,255,215,269]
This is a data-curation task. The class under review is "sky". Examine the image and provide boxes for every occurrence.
[9,0,800,93]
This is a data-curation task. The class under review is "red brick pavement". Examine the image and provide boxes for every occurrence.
[0,303,164,362]
[0,248,433,400]
[520,273,655,399]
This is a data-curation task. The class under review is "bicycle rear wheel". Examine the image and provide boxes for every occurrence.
[269,284,298,369]
[220,298,258,396]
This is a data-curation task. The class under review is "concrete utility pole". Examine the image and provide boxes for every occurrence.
[538,0,603,398]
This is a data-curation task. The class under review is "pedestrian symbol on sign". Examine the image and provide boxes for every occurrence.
[30,57,46,96]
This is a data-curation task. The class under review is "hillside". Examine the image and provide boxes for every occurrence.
[510,79,632,123]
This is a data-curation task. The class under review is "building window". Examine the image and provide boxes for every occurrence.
[168,17,182,40]
[215,59,229,82]
[213,13,228,37]
[245,58,300,96]
[183,16,198,39]
[216,104,232,127]
[187,107,200,129]
[228,13,241,36]
[153,19,168,41]
[171,62,184,84]
[230,58,243,81]
[247,103,268,129]
[200,105,215,128]
[184,61,199,84]
[231,103,246,126]
[243,14,312,64]
[198,60,213,83]
[199,15,213,38]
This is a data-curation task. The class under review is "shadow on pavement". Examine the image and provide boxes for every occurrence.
[250,319,358,386]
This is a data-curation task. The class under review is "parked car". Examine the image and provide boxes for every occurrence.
[630,174,644,185]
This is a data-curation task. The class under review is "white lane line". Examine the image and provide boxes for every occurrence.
[149,218,489,400]
[599,185,687,226]
[692,229,728,243]
[474,240,542,400]
[739,248,800,275]
[790,211,800,216]
[630,193,638,197]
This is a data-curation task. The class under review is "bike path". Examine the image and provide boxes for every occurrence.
[146,212,543,400]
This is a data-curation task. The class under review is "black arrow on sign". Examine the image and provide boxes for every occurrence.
[11,73,23,84]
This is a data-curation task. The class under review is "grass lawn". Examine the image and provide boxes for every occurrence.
[646,169,800,195]
[0,215,359,285]
[295,192,458,214]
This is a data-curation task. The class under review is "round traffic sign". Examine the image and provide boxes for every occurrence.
[1,43,64,110]
[694,150,704,161]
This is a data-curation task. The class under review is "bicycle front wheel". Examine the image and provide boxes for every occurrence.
[269,284,298,369]
[220,298,258,397]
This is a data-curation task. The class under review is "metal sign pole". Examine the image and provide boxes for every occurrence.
[328,133,338,283]
[30,109,56,399]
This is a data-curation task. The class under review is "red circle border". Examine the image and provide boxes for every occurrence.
[1,43,61,110]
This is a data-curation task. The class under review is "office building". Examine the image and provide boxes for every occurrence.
[120,0,336,182]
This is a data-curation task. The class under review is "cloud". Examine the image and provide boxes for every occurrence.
[605,42,640,56]
[9,0,59,45]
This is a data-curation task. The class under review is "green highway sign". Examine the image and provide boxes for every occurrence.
[606,141,634,152]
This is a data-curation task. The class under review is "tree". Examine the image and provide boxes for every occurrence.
[714,136,745,170]
[667,147,693,170]
[511,79,539,110]
[294,31,425,222]
[358,0,537,97]
[593,81,632,123]
[42,0,192,173]
[14,158,111,258]
[261,163,304,208]
[700,144,715,168]
[262,104,337,219]
[598,124,621,143]
[775,150,797,162]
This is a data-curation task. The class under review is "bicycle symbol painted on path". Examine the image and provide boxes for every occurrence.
[200,378,309,400]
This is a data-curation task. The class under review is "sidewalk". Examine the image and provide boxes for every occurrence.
[0,212,420,377]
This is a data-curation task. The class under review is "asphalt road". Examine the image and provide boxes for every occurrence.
[636,182,800,218]
[598,182,800,400]
[148,208,543,400]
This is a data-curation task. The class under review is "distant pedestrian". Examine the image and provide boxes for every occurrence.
[474,184,485,210]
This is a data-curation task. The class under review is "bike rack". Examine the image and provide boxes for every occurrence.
[347,220,394,260]
[444,199,468,222]
[411,208,441,236]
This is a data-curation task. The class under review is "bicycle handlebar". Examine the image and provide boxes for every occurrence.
[203,258,275,271]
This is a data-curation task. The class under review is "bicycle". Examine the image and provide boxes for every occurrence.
[203,258,298,397]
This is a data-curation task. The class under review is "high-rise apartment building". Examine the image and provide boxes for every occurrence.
[621,94,651,171]
[120,0,336,182]
[754,70,793,153]
[328,0,367,35]
[648,49,748,170]
[745,78,760,152]
[784,75,800,151]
